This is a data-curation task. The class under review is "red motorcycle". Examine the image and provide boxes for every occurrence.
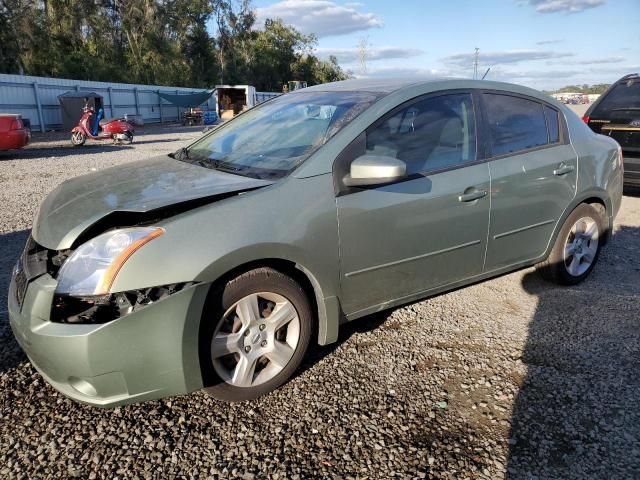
[71,104,134,146]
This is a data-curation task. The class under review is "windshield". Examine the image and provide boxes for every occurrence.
[593,79,640,116]
[185,91,381,179]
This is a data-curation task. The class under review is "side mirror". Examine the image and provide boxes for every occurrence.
[343,154,407,187]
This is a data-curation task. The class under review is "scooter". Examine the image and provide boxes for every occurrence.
[71,104,134,146]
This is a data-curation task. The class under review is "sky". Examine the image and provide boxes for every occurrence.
[253,0,640,90]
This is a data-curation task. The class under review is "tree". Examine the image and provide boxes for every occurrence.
[0,0,349,90]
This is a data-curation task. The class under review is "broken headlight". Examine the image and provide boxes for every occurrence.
[55,227,164,296]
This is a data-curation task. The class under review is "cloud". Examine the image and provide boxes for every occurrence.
[580,56,625,64]
[536,39,564,45]
[496,68,583,80]
[482,63,638,90]
[442,49,574,67]
[355,66,457,79]
[524,0,606,14]
[256,0,382,38]
[545,56,625,66]
[315,46,424,63]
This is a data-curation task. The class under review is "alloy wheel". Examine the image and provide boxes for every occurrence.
[211,292,300,388]
[563,216,599,277]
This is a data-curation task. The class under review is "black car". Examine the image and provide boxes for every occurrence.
[583,73,640,186]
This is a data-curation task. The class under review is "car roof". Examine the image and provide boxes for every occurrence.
[297,77,555,101]
[299,77,430,93]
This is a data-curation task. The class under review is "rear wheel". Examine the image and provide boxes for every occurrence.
[123,131,134,144]
[201,268,313,402]
[71,131,86,146]
[537,203,603,285]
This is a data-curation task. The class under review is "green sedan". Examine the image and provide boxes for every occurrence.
[8,79,623,406]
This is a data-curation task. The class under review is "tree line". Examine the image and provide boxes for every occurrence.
[0,0,350,91]
[554,84,610,94]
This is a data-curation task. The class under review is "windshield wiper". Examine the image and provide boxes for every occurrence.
[169,147,189,160]
[170,147,213,168]
[208,159,254,177]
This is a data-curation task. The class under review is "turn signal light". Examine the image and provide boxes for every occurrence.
[10,118,23,130]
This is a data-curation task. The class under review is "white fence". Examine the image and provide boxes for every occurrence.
[0,73,279,132]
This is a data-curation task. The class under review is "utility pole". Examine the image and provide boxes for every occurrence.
[357,36,370,76]
[473,47,479,80]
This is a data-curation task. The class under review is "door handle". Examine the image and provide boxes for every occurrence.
[458,190,487,202]
[553,164,575,176]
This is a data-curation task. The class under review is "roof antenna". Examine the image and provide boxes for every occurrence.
[481,67,491,80]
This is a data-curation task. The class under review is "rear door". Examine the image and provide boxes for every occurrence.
[482,92,577,271]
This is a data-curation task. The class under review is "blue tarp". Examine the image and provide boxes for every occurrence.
[158,90,213,108]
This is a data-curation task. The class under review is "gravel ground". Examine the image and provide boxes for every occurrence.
[1,125,639,479]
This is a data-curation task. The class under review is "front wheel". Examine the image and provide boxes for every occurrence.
[201,268,313,402]
[537,203,603,285]
[71,131,86,146]
[123,131,134,144]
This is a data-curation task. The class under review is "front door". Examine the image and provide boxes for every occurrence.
[335,92,491,315]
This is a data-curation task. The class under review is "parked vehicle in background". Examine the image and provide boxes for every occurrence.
[285,80,308,92]
[182,107,204,126]
[70,103,134,146]
[583,73,640,186]
[9,78,623,407]
[0,114,31,151]
[215,85,257,121]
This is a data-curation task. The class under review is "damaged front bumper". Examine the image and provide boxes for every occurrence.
[8,269,209,407]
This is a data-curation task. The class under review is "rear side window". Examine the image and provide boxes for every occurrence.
[592,79,640,116]
[485,94,548,156]
[544,106,560,143]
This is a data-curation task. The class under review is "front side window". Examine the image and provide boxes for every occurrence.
[365,93,477,175]
[485,94,548,156]
[187,91,381,179]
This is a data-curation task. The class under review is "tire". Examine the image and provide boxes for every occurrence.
[201,268,313,402]
[124,131,134,144]
[537,203,604,285]
[71,131,86,146]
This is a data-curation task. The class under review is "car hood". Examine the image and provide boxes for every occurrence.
[33,155,274,250]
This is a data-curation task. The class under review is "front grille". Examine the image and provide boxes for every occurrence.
[14,260,28,307]
[21,236,48,279]
[21,235,71,279]
[12,235,71,308]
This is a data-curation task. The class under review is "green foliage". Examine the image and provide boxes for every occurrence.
[554,84,611,94]
[0,0,349,90]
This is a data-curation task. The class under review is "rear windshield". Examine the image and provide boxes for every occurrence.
[592,79,640,116]
[186,91,381,180]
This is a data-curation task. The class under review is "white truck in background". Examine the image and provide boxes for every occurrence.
[214,85,257,121]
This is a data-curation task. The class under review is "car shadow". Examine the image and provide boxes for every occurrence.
[0,229,30,373]
[506,225,640,478]
[130,138,183,145]
[0,144,133,161]
[295,309,394,380]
